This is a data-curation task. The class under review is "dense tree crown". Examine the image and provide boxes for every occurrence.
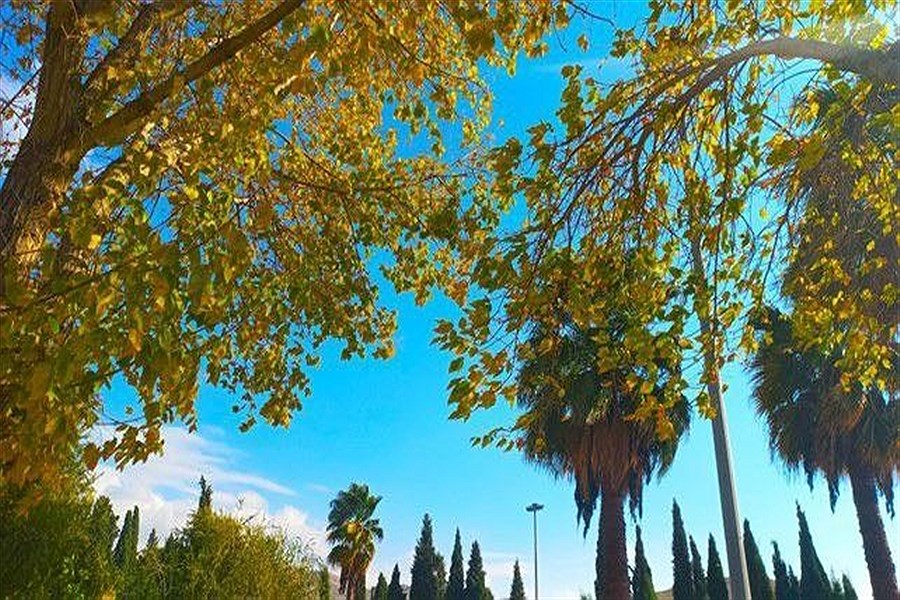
[510,559,526,600]
[326,483,383,600]
[707,536,729,600]
[465,541,488,600]
[632,525,657,600]
[672,502,693,600]
[0,0,564,491]
[796,506,830,600]
[448,528,466,600]
[410,513,440,600]
[388,564,405,600]
[743,520,773,600]
[689,536,708,600]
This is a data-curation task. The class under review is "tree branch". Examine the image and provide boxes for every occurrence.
[86,0,306,148]
[714,36,899,87]
[83,0,193,101]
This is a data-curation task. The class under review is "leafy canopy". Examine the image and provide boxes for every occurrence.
[0,0,564,490]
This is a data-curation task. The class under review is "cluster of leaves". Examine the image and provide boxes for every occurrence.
[435,0,897,449]
[0,0,567,491]
[0,476,319,598]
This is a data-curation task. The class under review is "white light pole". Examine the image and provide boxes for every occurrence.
[526,503,544,600]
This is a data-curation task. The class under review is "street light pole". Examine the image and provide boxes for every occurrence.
[526,503,544,600]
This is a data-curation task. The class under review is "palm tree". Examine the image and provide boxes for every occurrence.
[751,308,898,600]
[516,316,690,599]
[326,483,384,600]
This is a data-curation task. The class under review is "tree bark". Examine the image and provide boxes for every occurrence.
[850,467,899,600]
[597,488,629,600]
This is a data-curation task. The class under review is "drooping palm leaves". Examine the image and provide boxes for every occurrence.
[751,308,898,600]
[516,315,690,599]
[326,483,383,600]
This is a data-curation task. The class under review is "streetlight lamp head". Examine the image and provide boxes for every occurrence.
[525,503,544,512]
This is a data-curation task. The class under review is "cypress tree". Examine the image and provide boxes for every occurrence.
[319,567,331,600]
[796,505,829,600]
[706,536,728,600]
[772,542,795,600]
[198,476,212,512]
[113,509,132,566]
[841,575,857,600]
[113,507,139,568]
[632,525,657,600]
[448,529,466,600]
[787,566,800,600]
[410,514,439,600]
[743,520,773,600]
[510,559,526,600]
[374,573,389,600]
[388,564,405,600]
[465,541,487,600]
[689,536,708,600]
[672,501,693,600]
[435,552,447,600]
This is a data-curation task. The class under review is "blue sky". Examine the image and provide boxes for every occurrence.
[92,6,899,600]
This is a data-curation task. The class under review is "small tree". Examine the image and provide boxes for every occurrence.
[707,536,729,600]
[797,506,830,600]
[448,529,466,600]
[388,564,405,600]
[743,520,773,600]
[690,536,708,600]
[632,526,657,600]
[510,559,526,600]
[772,543,796,600]
[374,573,389,600]
[410,514,439,600]
[465,541,487,600]
[672,501,693,600]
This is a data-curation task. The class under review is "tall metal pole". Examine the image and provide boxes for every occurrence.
[526,503,543,600]
[690,237,751,600]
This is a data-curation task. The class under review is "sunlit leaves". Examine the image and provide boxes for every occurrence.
[0,0,563,491]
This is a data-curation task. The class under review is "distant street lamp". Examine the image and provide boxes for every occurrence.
[525,503,544,600]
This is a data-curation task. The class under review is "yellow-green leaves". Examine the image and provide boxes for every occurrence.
[0,0,564,492]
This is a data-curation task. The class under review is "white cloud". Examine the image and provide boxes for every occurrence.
[93,426,325,556]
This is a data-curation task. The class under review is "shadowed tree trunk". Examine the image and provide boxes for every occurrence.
[597,487,629,600]
[849,467,899,600]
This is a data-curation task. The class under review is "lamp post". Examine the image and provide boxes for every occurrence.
[525,503,544,600]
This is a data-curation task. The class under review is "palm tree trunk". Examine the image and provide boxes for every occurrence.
[597,489,629,600]
[849,467,899,600]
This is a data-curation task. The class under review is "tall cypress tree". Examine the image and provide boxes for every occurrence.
[113,507,139,569]
[374,572,389,600]
[388,564,404,600]
[465,541,487,600]
[689,536,708,600]
[796,505,829,600]
[772,542,796,600]
[510,560,526,600]
[319,567,331,600]
[706,536,729,600]
[410,514,438,600]
[448,529,466,600]
[632,525,657,600]
[435,552,447,600]
[672,501,693,600]
[743,520,773,600]
[841,575,857,600]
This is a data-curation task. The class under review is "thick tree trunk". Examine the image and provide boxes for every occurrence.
[597,489,629,600]
[850,467,899,600]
